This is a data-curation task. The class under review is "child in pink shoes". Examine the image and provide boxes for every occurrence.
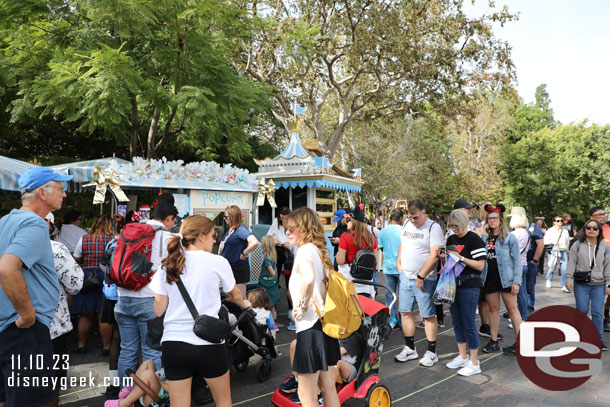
[104,360,168,407]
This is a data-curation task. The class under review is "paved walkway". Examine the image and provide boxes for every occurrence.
[61,274,610,406]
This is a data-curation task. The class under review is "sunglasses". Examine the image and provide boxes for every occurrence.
[586,226,599,231]
[286,226,297,233]
[346,218,353,223]
[448,224,459,229]
[553,220,562,223]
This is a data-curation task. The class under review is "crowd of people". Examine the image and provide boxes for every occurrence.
[1,164,609,407]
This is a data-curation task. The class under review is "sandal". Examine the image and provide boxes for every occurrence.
[104,400,133,407]
[118,386,134,400]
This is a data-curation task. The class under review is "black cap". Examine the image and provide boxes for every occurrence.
[454,198,474,210]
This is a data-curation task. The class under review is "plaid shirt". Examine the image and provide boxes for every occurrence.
[81,232,113,269]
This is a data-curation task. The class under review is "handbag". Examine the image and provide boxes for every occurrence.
[80,269,102,293]
[176,279,231,344]
[573,271,592,284]
[547,229,564,271]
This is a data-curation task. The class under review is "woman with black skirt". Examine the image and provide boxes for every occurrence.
[284,207,340,407]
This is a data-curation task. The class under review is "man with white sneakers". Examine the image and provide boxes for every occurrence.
[395,199,445,367]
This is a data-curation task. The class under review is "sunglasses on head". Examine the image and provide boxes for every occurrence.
[586,225,599,231]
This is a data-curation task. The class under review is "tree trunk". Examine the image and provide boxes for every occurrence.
[146,108,161,159]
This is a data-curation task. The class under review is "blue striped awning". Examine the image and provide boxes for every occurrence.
[118,177,257,192]
[51,158,131,183]
[275,133,310,159]
[0,156,35,192]
[274,179,361,193]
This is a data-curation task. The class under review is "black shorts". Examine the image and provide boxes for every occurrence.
[231,262,251,284]
[162,341,230,380]
[0,321,55,406]
[292,321,341,374]
[100,298,117,324]
[51,332,70,379]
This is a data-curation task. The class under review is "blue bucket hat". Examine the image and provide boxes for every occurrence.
[333,209,347,222]
[18,167,73,194]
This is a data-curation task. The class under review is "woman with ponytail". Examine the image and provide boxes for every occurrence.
[284,207,340,407]
[150,215,250,407]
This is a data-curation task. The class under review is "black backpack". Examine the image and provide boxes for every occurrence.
[348,231,377,280]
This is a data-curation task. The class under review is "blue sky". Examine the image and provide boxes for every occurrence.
[465,0,610,125]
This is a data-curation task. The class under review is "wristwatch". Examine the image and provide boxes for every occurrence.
[460,256,465,263]
[416,274,425,280]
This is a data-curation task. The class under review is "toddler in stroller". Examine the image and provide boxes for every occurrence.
[224,289,280,382]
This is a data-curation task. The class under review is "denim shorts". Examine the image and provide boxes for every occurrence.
[398,273,437,318]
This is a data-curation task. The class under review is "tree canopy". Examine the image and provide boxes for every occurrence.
[0,0,270,160]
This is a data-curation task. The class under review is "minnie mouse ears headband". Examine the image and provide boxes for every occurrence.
[484,203,506,214]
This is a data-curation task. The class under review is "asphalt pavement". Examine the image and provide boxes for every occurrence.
[60,273,610,406]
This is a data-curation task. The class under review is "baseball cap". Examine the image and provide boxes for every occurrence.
[18,167,73,194]
[333,209,347,222]
[454,198,474,210]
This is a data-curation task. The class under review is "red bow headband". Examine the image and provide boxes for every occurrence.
[484,204,506,214]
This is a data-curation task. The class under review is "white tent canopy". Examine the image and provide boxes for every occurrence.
[0,155,35,192]
[51,157,131,183]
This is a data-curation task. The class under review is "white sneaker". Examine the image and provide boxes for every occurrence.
[562,286,570,293]
[457,360,481,376]
[395,346,418,362]
[419,350,439,367]
[545,280,552,288]
[446,355,469,369]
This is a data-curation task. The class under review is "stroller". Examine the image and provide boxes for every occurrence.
[272,280,396,407]
[224,299,280,382]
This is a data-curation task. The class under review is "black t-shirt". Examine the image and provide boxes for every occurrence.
[338,331,363,370]
[485,234,500,282]
[332,224,348,256]
[446,231,486,289]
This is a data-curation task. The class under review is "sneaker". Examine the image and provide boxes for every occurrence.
[479,324,491,338]
[416,321,425,329]
[279,374,298,393]
[289,393,301,404]
[502,344,516,356]
[395,345,418,362]
[508,322,513,329]
[562,286,570,293]
[482,339,500,353]
[602,342,608,351]
[438,320,445,328]
[419,350,439,367]
[545,280,552,288]
[389,317,398,329]
[457,360,481,376]
[503,312,510,319]
[288,311,295,322]
[287,321,296,331]
[446,355,469,369]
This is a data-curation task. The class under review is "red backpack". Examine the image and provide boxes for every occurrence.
[109,223,163,291]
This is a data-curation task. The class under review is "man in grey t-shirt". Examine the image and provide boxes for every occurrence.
[395,199,445,367]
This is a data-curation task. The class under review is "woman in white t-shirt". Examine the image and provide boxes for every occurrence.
[284,207,341,407]
[150,215,250,407]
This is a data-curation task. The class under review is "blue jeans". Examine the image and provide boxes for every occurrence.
[517,265,529,321]
[450,287,480,350]
[525,260,538,314]
[546,249,568,287]
[574,283,605,342]
[384,274,400,322]
[115,297,161,381]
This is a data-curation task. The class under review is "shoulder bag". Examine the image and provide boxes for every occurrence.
[573,240,598,284]
[176,278,231,343]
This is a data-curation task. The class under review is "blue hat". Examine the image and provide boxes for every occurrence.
[333,209,347,222]
[18,167,73,194]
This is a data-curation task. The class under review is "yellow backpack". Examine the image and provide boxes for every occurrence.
[315,267,364,339]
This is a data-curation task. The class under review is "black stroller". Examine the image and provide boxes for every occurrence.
[223,300,279,382]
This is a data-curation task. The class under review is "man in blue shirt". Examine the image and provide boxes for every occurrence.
[0,166,72,407]
[378,209,403,328]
